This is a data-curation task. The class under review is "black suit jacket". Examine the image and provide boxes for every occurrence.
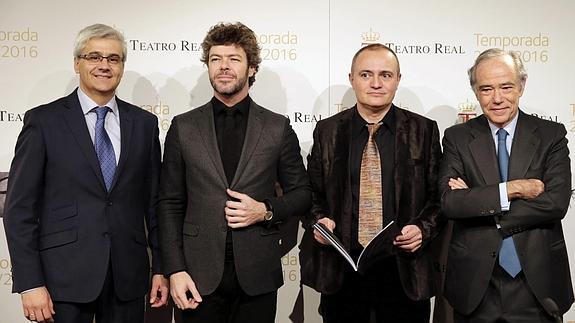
[3,90,161,302]
[439,111,574,315]
[300,105,442,300]
[158,99,311,296]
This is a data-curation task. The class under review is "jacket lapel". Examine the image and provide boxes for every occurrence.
[333,109,353,191]
[61,90,108,192]
[231,101,264,188]
[468,116,500,185]
[195,104,228,187]
[333,108,354,249]
[394,107,408,212]
[508,111,539,180]
[110,99,133,192]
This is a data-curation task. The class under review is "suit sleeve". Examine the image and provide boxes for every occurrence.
[439,123,571,237]
[499,124,571,236]
[3,110,47,292]
[157,117,188,275]
[145,119,162,274]
[439,126,502,220]
[265,118,312,225]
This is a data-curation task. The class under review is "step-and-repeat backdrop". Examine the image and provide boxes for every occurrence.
[1,0,574,322]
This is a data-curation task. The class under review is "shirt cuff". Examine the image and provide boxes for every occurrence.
[21,286,43,294]
[499,182,510,211]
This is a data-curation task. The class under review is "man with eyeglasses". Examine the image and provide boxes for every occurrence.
[3,23,168,323]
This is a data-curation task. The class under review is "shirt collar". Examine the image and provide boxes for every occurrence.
[212,95,251,116]
[77,87,119,116]
[487,110,519,139]
[352,105,396,138]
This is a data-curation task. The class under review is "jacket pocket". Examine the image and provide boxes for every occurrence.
[50,203,77,222]
[260,228,280,236]
[406,158,423,166]
[550,239,565,250]
[183,222,199,237]
[133,231,147,246]
[39,228,77,250]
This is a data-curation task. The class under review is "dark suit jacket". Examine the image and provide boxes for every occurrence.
[300,105,442,300]
[3,90,162,302]
[158,99,311,296]
[439,111,574,315]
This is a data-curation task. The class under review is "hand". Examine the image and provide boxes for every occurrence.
[507,179,544,200]
[21,286,55,322]
[149,274,169,308]
[313,217,336,245]
[394,225,422,253]
[169,271,202,310]
[225,189,267,228]
[448,177,468,190]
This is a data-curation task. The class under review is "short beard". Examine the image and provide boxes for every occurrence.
[210,70,249,97]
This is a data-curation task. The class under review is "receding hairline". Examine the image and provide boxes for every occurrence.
[468,48,527,89]
[350,45,400,74]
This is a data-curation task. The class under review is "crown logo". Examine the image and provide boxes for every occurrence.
[457,99,477,123]
[458,100,477,113]
[361,28,380,44]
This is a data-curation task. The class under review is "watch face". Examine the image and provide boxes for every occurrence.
[265,210,273,221]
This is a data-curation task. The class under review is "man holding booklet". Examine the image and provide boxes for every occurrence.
[301,43,442,323]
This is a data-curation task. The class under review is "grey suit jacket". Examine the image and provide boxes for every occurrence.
[158,99,311,296]
[439,111,574,315]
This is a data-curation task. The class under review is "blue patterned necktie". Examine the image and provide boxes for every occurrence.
[497,128,522,277]
[94,107,116,191]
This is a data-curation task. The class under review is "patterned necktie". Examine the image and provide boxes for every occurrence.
[358,122,383,247]
[497,128,522,277]
[94,107,116,191]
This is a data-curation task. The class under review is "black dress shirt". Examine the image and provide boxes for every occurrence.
[213,95,250,184]
[212,95,251,261]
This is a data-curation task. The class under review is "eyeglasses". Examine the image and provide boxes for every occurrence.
[78,53,124,65]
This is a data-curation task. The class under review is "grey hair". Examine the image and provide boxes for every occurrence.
[73,24,127,62]
[468,48,527,89]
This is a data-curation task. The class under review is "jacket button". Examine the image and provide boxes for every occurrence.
[489,209,495,214]
[107,201,113,206]
[491,252,497,257]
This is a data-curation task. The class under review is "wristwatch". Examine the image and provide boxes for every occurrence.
[263,200,274,221]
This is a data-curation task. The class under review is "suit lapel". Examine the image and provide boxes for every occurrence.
[333,109,353,189]
[509,111,539,180]
[61,90,108,192]
[333,108,354,248]
[195,104,228,187]
[468,116,500,184]
[394,107,408,212]
[110,99,133,192]
[231,101,264,188]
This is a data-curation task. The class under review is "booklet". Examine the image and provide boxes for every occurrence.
[313,220,400,274]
